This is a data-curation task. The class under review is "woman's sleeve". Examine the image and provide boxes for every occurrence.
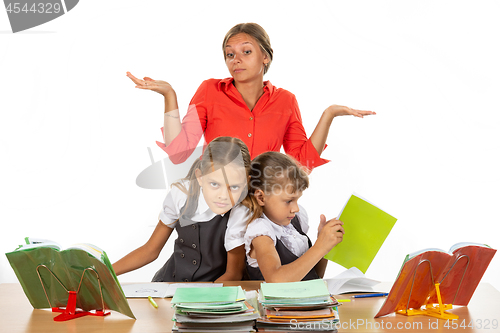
[156,81,209,164]
[283,95,330,171]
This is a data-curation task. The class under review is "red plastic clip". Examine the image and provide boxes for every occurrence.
[52,291,110,322]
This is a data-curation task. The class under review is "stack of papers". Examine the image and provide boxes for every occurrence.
[171,286,259,332]
[257,279,340,332]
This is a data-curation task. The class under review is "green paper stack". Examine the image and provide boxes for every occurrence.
[171,286,259,332]
[257,279,340,332]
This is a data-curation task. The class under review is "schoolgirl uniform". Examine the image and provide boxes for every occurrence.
[152,181,247,282]
[244,206,319,281]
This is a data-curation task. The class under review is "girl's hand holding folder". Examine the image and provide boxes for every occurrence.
[315,217,344,254]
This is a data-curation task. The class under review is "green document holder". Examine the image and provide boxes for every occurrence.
[6,247,135,321]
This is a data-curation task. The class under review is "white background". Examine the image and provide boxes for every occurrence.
[1,0,499,292]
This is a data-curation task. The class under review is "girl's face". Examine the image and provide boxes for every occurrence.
[224,33,269,84]
[196,163,248,215]
[256,185,303,226]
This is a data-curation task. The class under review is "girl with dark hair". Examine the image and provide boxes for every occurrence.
[242,151,344,282]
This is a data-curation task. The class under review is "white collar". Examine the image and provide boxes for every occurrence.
[261,213,296,240]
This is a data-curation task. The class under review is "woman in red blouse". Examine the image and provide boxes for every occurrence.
[127,23,375,171]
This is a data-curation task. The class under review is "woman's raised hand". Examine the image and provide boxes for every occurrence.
[315,217,344,254]
[126,72,175,97]
[327,104,376,118]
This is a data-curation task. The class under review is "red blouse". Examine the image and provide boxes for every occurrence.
[156,78,329,171]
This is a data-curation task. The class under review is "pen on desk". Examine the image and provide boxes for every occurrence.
[148,296,158,308]
[352,293,389,298]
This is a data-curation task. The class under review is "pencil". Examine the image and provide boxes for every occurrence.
[148,296,158,308]
[352,293,388,298]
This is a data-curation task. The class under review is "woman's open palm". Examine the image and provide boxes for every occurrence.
[127,72,174,96]
[328,104,376,118]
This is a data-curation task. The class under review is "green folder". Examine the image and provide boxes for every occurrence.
[171,286,245,305]
[5,239,135,319]
[324,194,397,273]
[261,279,330,299]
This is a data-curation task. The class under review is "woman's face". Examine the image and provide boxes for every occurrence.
[224,33,269,84]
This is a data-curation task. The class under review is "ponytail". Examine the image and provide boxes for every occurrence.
[241,194,263,225]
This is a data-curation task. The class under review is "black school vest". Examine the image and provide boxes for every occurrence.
[152,209,230,282]
[246,216,320,281]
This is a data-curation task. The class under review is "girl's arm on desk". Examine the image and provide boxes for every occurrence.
[252,235,325,282]
[215,245,246,282]
[252,219,344,283]
[113,221,174,276]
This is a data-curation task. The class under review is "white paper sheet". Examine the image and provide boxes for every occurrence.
[325,267,382,294]
[122,282,223,298]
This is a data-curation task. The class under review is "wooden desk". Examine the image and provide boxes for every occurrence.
[0,282,498,332]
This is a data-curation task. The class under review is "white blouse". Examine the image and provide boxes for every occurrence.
[158,180,248,252]
[244,206,310,268]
